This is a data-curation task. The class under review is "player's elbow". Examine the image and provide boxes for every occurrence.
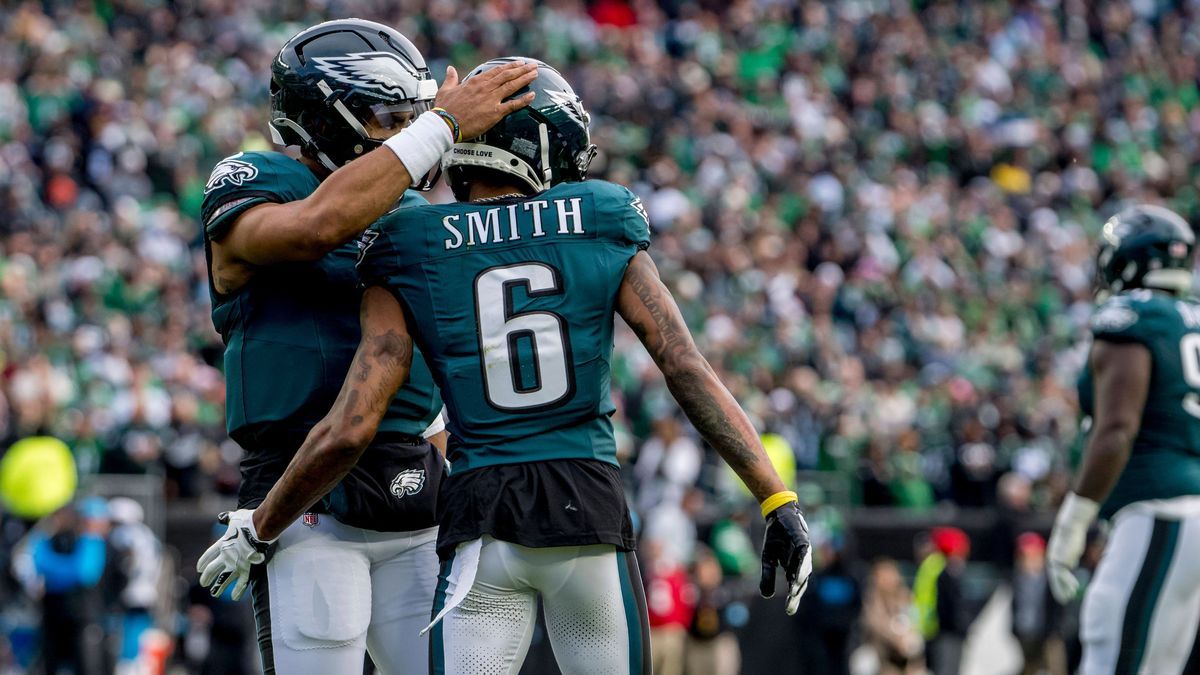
[659,348,712,384]
[293,205,351,259]
[1091,421,1138,454]
[312,420,373,463]
[332,425,375,457]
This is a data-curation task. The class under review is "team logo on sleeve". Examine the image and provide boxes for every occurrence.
[390,469,426,500]
[356,229,380,266]
[1091,304,1138,331]
[205,155,259,193]
[630,197,649,226]
[311,52,424,99]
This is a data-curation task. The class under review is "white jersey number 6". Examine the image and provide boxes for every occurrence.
[475,263,573,411]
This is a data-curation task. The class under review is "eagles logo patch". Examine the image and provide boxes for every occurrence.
[1091,304,1138,332]
[630,197,649,226]
[205,155,259,194]
[390,468,426,500]
[311,51,426,99]
[356,229,380,266]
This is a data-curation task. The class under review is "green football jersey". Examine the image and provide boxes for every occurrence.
[1078,289,1200,518]
[358,180,651,472]
[200,151,442,446]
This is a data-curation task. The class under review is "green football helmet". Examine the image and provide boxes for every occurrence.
[1096,204,1196,296]
[269,19,439,185]
[443,58,597,201]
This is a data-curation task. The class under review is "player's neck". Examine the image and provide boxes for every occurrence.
[468,182,528,202]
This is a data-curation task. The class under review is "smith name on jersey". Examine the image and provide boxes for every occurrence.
[1079,289,1200,519]
[358,179,649,555]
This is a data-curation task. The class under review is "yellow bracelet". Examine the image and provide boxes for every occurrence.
[431,107,462,143]
[760,490,798,518]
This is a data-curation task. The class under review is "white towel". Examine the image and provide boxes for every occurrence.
[420,538,483,635]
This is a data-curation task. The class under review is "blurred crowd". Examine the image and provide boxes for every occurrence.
[4,0,1200,672]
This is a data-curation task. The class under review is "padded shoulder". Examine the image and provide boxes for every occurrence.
[1090,290,1178,345]
[200,151,320,240]
[572,179,651,250]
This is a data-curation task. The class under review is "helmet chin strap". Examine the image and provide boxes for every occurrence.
[271,117,338,172]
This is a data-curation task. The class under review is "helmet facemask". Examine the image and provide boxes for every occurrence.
[1094,205,1197,300]
[268,22,440,187]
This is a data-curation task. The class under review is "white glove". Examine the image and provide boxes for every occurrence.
[196,509,275,601]
[1046,492,1099,604]
[786,544,814,616]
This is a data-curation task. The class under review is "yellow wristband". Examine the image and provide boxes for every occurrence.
[431,107,462,143]
[760,490,798,518]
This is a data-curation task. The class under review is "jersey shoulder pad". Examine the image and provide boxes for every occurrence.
[398,189,430,209]
[1090,290,1177,344]
[579,179,650,250]
[357,196,430,285]
[200,151,318,241]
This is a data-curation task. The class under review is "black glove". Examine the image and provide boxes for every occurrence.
[759,501,813,615]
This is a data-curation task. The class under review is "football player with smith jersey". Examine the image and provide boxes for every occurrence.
[192,21,539,675]
[243,58,813,674]
[1048,205,1200,674]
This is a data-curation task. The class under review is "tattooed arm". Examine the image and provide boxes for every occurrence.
[616,251,786,502]
[252,287,414,540]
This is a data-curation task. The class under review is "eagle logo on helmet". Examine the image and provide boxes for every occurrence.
[545,89,588,127]
[312,51,426,99]
[205,156,259,194]
[390,468,426,500]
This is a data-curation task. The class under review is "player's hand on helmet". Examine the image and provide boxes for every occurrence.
[434,61,538,140]
[1046,492,1099,604]
[759,500,813,616]
[196,509,275,601]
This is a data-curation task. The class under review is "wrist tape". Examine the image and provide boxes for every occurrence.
[383,110,455,180]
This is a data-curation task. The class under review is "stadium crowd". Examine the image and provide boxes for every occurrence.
[3,0,1200,672]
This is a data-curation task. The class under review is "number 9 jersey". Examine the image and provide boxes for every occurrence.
[1079,289,1200,519]
[358,179,650,556]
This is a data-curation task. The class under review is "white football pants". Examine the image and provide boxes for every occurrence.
[249,516,439,675]
[1080,497,1200,675]
[428,536,651,674]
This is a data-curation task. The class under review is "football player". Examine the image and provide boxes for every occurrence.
[223,58,812,673]
[193,21,537,675]
[1047,205,1200,674]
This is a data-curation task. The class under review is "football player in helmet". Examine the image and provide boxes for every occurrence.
[236,58,813,673]
[1048,205,1200,674]
[194,21,537,675]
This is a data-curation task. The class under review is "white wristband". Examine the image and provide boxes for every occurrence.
[1048,492,1099,568]
[1055,492,1100,531]
[383,111,454,181]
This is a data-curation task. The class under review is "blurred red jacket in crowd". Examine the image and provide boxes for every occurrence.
[588,0,636,27]
[646,563,696,629]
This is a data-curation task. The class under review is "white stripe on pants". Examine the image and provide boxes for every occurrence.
[1080,499,1200,675]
